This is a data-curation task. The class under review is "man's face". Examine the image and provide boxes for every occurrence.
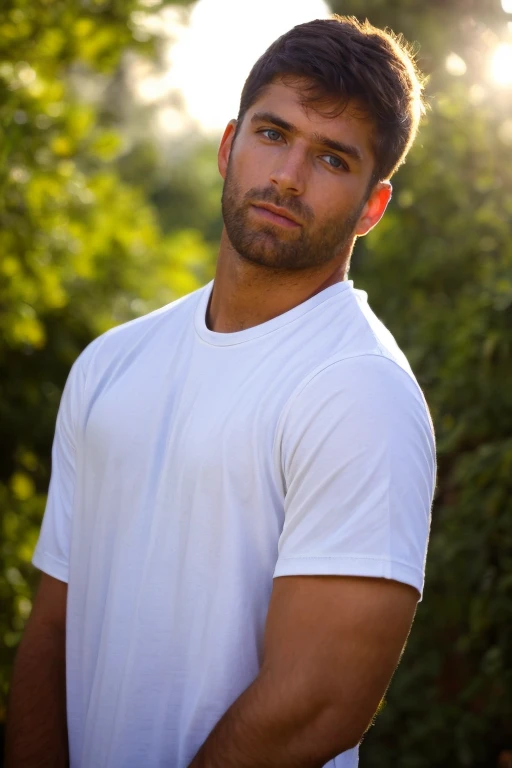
[220,78,380,272]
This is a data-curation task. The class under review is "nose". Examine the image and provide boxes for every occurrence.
[269,146,306,197]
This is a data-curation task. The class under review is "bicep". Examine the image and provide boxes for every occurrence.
[262,574,418,746]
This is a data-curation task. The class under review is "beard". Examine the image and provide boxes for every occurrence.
[221,160,367,272]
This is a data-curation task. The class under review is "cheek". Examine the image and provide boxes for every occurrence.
[308,176,366,218]
[230,147,265,191]
[306,196,360,234]
[306,186,344,220]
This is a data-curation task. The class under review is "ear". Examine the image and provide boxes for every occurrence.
[354,181,393,236]
[218,119,238,180]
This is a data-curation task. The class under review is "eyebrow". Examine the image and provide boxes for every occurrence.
[250,111,363,163]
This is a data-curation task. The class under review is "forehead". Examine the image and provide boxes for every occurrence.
[244,78,375,162]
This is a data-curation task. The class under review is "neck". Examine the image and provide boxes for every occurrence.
[206,229,350,333]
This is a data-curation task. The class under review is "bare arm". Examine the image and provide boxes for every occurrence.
[188,574,418,768]
[4,572,69,768]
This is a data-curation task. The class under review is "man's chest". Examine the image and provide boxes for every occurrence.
[72,355,294,586]
[80,354,287,507]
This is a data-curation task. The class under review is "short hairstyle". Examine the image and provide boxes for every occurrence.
[236,15,427,184]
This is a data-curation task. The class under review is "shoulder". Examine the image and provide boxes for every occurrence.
[276,352,435,472]
[281,351,431,428]
[284,283,433,435]
[73,284,205,381]
[340,287,416,373]
[59,285,206,426]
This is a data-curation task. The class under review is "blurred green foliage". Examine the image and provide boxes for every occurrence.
[1,0,511,765]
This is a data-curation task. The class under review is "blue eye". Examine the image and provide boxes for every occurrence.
[323,155,347,170]
[261,129,282,141]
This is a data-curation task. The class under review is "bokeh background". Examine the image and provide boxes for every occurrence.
[1,0,511,765]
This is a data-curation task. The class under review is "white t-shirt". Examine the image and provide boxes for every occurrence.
[33,279,436,768]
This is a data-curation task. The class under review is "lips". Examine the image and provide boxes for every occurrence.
[251,203,301,228]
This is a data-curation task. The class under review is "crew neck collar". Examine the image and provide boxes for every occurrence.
[194,279,353,347]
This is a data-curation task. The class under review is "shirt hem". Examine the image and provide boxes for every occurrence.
[273,556,424,600]
[31,549,69,583]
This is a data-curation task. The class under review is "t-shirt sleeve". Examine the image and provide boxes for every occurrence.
[31,355,85,583]
[273,354,436,600]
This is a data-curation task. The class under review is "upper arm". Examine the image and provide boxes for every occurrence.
[28,573,68,636]
[268,356,434,748]
[262,574,418,748]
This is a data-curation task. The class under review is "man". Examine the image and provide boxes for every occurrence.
[5,15,436,768]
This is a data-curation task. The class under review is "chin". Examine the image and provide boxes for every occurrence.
[237,249,284,269]
[238,248,313,272]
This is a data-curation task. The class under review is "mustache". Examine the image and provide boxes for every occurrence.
[244,186,314,225]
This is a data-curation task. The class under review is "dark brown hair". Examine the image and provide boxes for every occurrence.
[236,15,427,184]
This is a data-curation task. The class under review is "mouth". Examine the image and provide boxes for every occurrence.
[251,203,301,229]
